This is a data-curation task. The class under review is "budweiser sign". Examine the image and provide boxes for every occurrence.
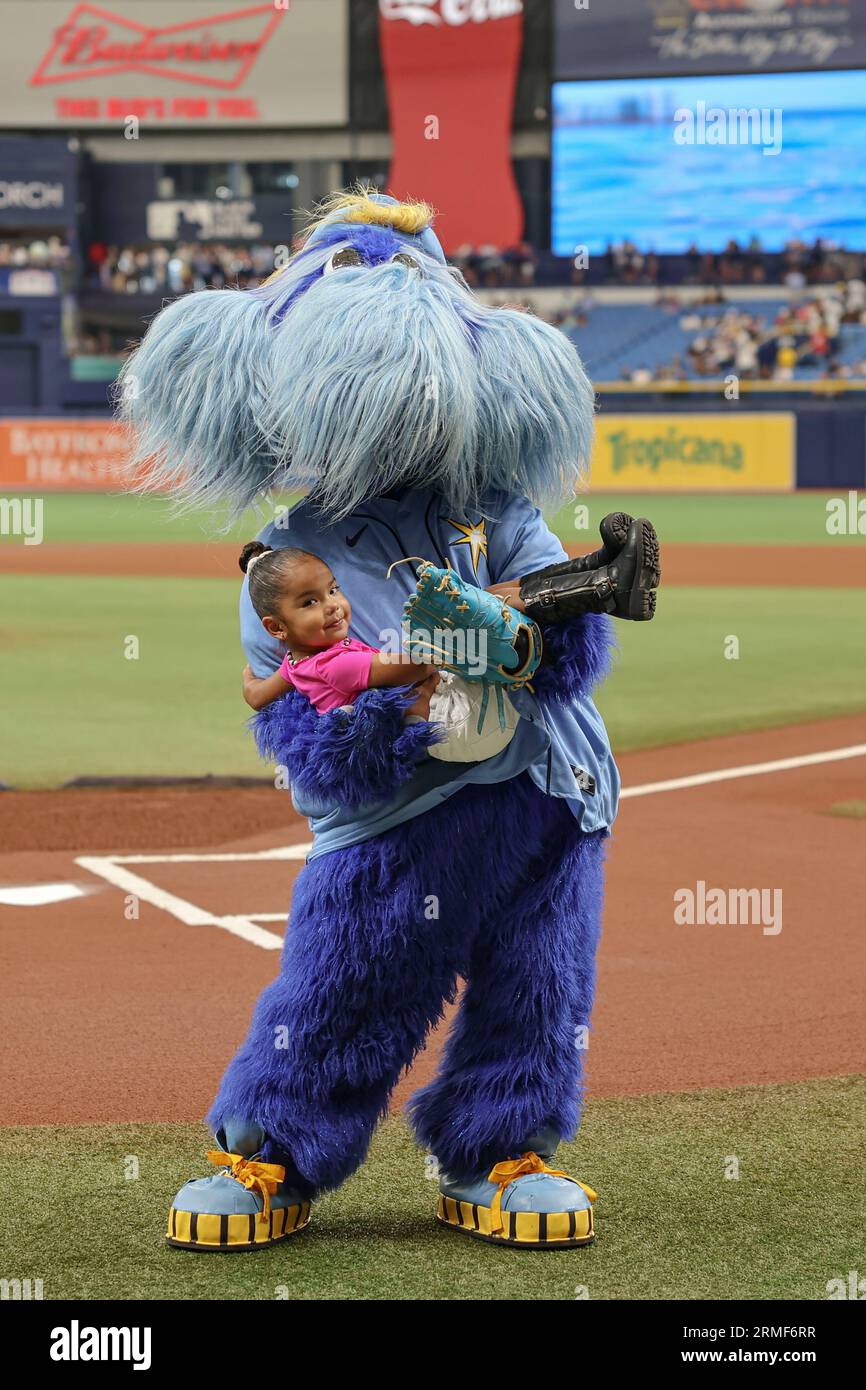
[29,2,286,88]
[380,0,523,25]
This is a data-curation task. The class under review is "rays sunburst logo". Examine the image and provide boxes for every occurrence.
[446,517,488,575]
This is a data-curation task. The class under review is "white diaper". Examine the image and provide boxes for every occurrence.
[423,670,520,763]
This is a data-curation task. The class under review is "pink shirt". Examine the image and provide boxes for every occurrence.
[278,637,378,715]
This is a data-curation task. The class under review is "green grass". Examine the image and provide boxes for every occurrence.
[3,488,864,547]
[2,1076,862,1300]
[11,492,303,545]
[2,578,864,786]
[550,490,866,548]
[596,585,866,753]
[0,575,263,787]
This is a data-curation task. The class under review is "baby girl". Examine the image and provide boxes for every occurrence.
[239,542,520,762]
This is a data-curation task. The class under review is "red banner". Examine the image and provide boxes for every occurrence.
[378,1,524,254]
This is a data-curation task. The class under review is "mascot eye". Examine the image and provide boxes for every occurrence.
[324,247,365,275]
[391,252,422,273]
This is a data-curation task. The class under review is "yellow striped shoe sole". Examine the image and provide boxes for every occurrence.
[436,1194,594,1248]
[166,1201,312,1253]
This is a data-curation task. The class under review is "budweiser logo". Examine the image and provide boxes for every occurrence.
[29,2,285,89]
[380,0,523,25]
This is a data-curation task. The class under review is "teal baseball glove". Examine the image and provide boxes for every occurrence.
[401,561,543,687]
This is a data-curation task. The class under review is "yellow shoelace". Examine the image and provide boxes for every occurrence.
[206,1150,286,1220]
[486,1152,598,1234]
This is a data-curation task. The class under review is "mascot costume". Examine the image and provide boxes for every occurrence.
[119,190,659,1252]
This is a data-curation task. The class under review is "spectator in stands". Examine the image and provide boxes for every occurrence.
[843,278,865,319]
[774,341,799,381]
[0,236,70,269]
[503,240,538,286]
[735,331,758,377]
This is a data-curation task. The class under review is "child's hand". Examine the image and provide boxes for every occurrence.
[406,670,440,720]
[368,651,438,688]
[243,663,292,710]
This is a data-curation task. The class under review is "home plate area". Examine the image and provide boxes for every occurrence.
[76,847,311,950]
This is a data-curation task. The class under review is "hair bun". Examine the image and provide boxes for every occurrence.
[239,540,272,574]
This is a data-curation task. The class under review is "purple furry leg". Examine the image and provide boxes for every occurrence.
[206,790,496,1198]
[407,797,607,1181]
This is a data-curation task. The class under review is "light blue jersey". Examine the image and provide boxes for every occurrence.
[240,486,620,859]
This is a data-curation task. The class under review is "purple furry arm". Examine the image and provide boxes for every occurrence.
[251,685,446,811]
[530,612,616,706]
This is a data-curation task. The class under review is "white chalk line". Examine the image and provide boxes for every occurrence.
[104,847,309,865]
[72,742,866,952]
[75,855,285,951]
[621,742,866,799]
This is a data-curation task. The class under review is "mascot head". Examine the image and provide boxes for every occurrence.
[118,187,595,522]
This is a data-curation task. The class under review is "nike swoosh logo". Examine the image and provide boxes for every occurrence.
[346,525,368,547]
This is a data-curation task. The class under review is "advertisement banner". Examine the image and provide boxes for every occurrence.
[1,413,796,492]
[145,199,263,239]
[378,1,525,253]
[0,139,79,229]
[0,0,347,127]
[555,0,866,79]
[0,269,60,296]
[590,413,795,490]
[0,420,130,489]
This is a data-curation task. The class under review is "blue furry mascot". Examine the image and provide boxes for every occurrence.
[119,189,659,1251]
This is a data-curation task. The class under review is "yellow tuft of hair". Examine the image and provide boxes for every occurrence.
[259,183,435,289]
[300,181,436,242]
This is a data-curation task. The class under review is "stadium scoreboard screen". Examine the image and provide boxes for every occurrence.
[554,0,866,80]
[551,0,866,256]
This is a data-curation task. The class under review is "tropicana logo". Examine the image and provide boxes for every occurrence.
[380,0,523,24]
[29,2,285,89]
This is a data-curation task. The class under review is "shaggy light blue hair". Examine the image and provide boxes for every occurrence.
[116,221,596,522]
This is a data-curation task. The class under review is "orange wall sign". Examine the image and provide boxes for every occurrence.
[0,419,132,489]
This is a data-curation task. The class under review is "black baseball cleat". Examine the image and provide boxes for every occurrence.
[519,517,660,623]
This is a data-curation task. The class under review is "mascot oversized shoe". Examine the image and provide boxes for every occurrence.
[167,1118,312,1252]
[436,1128,597,1249]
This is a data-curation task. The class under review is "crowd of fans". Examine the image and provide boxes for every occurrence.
[85,238,543,293]
[568,237,865,291]
[68,235,866,382]
[449,241,540,288]
[0,237,71,269]
[616,280,866,384]
[87,241,277,294]
[83,235,866,296]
